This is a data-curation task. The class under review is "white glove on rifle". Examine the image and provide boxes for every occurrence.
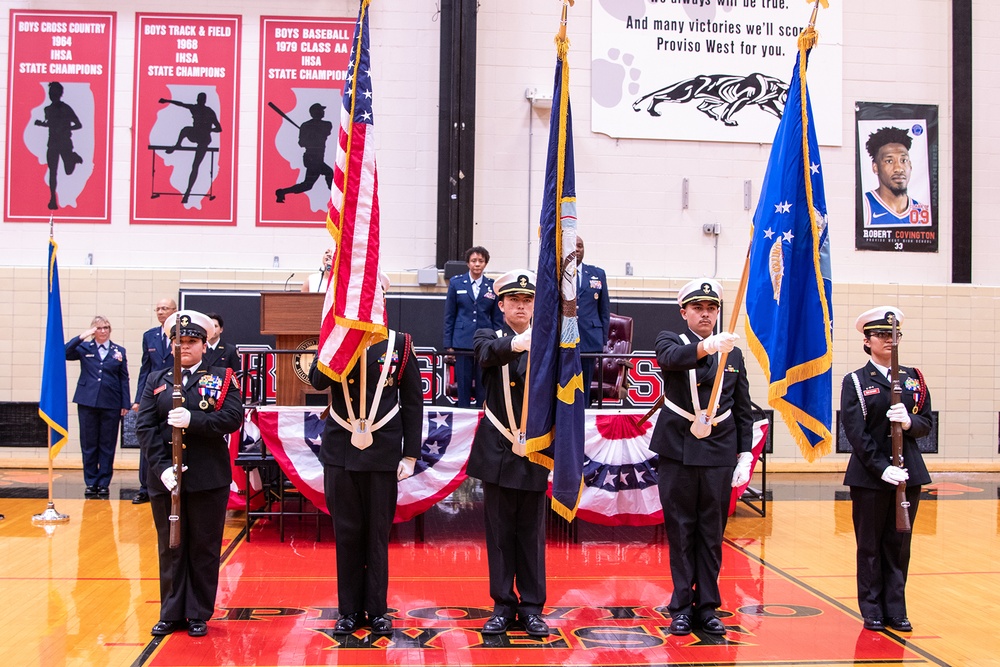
[703,332,739,355]
[397,457,416,481]
[886,403,912,430]
[731,451,754,488]
[880,465,909,486]
[511,328,532,353]
[159,465,188,491]
[167,407,191,428]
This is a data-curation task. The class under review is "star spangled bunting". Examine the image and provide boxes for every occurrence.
[745,24,834,460]
[317,0,387,382]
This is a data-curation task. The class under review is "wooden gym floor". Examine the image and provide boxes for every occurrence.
[0,469,998,666]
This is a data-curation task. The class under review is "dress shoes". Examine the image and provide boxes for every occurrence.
[150,620,187,636]
[701,616,727,635]
[370,615,393,635]
[520,614,550,637]
[187,619,208,637]
[481,614,514,635]
[85,486,100,497]
[132,491,150,505]
[332,612,367,635]
[97,487,110,496]
[863,617,885,631]
[668,613,693,636]
[888,616,912,632]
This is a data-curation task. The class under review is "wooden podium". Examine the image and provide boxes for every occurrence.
[260,292,328,406]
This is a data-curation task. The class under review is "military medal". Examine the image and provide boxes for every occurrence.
[199,399,209,409]
[197,374,223,411]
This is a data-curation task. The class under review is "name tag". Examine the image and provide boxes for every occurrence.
[457,289,468,294]
[863,387,880,396]
[153,384,168,395]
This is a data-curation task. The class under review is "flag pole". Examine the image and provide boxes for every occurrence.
[691,0,824,439]
[34,215,69,526]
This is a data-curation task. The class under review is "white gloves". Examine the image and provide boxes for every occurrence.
[511,328,532,353]
[397,457,416,481]
[881,465,909,486]
[731,451,753,488]
[160,465,188,491]
[886,403,912,429]
[703,332,739,354]
[167,407,191,428]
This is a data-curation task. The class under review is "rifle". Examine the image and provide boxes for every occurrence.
[168,319,184,549]
[890,317,911,533]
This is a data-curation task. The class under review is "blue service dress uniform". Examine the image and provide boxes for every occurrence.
[135,326,175,494]
[65,336,131,489]
[576,263,611,402]
[467,326,549,618]
[136,364,242,623]
[648,328,753,623]
[308,331,423,620]
[841,361,932,623]
[442,273,504,407]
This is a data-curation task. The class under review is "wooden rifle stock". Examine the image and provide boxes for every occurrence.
[889,319,911,533]
[168,321,183,549]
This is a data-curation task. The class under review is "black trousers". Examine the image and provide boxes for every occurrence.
[150,486,228,622]
[657,458,733,620]
[850,484,921,620]
[324,465,397,617]
[77,404,121,488]
[453,352,485,408]
[482,481,546,617]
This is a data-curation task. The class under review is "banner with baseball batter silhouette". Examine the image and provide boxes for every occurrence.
[130,13,241,226]
[591,0,842,145]
[5,9,115,223]
[256,16,354,227]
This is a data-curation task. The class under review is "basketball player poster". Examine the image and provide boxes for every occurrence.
[256,16,354,228]
[5,9,116,223]
[130,13,241,226]
[855,102,939,253]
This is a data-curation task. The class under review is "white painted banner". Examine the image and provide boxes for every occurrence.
[591,0,842,145]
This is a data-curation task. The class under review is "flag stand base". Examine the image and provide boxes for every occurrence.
[32,502,70,525]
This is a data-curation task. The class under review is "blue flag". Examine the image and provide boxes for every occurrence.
[40,238,69,458]
[745,32,834,461]
[525,31,586,521]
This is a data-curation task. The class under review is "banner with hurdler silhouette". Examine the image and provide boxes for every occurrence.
[5,9,115,223]
[257,16,354,228]
[590,0,842,145]
[130,13,241,226]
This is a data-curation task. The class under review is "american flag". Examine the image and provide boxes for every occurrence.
[317,0,387,382]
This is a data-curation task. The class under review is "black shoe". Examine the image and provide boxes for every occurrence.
[333,612,367,635]
[701,617,726,635]
[520,613,550,637]
[132,491,150,504]
[97,487,110,496]
[151,619,187,636]
[888,616,912,632]
[669,613,692,636]
[85,486,100,497]
[187,619,208,636]
[370,615,393,635]
[863,617,885,631]
[482,614,513,635]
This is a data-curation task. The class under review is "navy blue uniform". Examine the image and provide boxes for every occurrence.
[442,273,503,407]
[66,336,131,489]
[134,326,175,493]
[576,263,611,401]
[203,340,241,374]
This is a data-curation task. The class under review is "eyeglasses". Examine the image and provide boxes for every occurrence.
[867,331,900,341]
[95,326,110,331]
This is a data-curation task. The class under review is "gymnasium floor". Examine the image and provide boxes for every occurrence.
[1,469,998,666]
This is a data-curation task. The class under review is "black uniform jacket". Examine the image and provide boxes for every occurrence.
[841,361,932,489]
[203,341,241,374]
[136,365,243,495]
[309,332,423,472]
[466,326,549,492]
[648,329,753,466]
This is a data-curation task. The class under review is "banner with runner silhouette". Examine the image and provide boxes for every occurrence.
[257,16,354,227]
[130,13,241,225]
[5,9,115,223]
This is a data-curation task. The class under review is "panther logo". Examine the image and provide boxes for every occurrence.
[633,72,787,127]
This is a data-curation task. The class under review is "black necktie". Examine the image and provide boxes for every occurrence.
[182,369,191,386]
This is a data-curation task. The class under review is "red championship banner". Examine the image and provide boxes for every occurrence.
[5,10,115,223]
[130,14,241,226]
[256,16,354,227]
